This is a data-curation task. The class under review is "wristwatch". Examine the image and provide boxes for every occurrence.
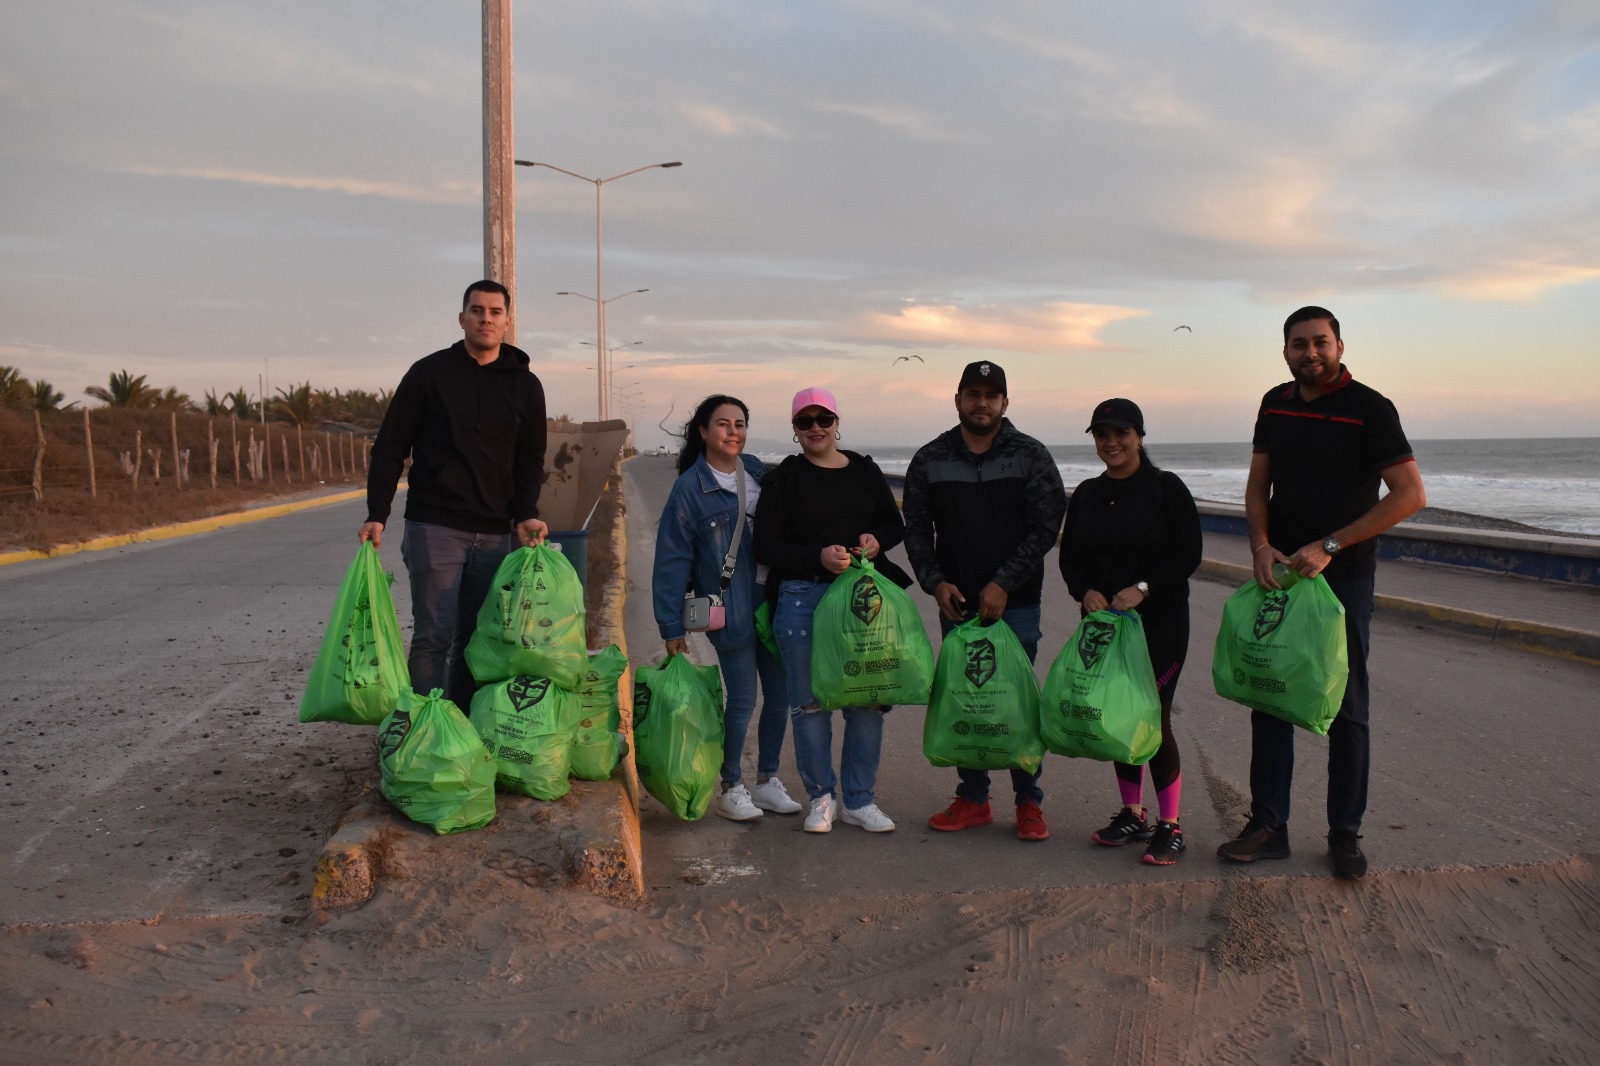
[1135,581,1149,597]
[1322,536,1342,556]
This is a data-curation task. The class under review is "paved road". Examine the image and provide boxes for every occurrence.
[1,500,387,925]
[3,461,1592,927]
[622,454,1598,896]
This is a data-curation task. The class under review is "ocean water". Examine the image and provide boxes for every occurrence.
[761,438,1600,537]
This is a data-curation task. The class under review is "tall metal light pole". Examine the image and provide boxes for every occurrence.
[555,288,648,418]
[482,0,515,339]
[515,160,681,418]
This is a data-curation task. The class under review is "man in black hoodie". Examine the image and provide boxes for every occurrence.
[360,280,548,708]
[903,361,1067,841]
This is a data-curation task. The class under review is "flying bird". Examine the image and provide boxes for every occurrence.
[1173,325,1192,332]
[893,354,925,364]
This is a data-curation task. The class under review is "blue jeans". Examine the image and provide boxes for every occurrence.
[1248,573,1375,832]
[775,578,887,809]
[940,604,1045,806]
[401,521,518,710]
[714,633,789,789]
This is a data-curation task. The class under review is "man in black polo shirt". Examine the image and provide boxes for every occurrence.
[1218,306,1425,879]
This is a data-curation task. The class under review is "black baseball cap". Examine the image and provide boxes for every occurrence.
[1085,397,1144,435]
[957,360,1007,394]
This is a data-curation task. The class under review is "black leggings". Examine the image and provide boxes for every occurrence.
[1114,611,1187,792]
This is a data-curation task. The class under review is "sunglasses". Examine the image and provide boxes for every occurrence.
[792,412,837,430]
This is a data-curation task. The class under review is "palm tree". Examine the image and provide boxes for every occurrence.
[85,370,158,408]
[0,365,31,408]
[152,386,194,410]
[273,382,316,425]
[32,380,66,411]
[203,389,228,416]
[225,388,256,420]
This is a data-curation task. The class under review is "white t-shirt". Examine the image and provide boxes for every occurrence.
[710,463,768,584]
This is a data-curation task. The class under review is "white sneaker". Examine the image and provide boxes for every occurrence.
[749,776,803,814]
[712,783,763,822]
[841,803,896,833]
[804,794,837,833]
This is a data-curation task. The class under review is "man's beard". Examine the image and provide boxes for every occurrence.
[959,411,1000,437]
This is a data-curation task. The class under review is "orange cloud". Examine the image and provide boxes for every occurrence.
[863,301,1147,352]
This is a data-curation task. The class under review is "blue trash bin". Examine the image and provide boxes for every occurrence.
[547,529,590,596]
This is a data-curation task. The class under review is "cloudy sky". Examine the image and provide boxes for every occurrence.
[3,1,1598,447]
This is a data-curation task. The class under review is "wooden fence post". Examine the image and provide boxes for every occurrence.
[247,427,257,482]
[170,412,182,490]
[207,421,218,490]
[231,415,240,485]
[149,447,162,483]
[264,424,273,483]
[297,424,306,481]
[281,436,291,483]
[83,409,96,497]
[31,410,45,502]
[133,429,142,491]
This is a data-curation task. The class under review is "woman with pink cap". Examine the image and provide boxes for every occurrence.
[753,387,912,833]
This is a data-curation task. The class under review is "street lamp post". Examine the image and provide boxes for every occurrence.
[558,294,645,418]
[581,340,642,409]
[516,159,681,419]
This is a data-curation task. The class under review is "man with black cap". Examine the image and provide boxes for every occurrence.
[903,360,1068,840]
[1218,305,1425,879]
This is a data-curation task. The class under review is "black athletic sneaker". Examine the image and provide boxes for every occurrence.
[1216,816,1290,862]
[1142,821,1186,865]
[1091,807,1153,846]
[1328,830,1367,880]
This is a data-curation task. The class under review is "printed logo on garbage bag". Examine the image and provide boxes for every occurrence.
[844,660,862,676]
[1253,591,1289,640]
[964,638,996,688]
[850,576,882,625]
[377,709,413,759]
[1077,620,1116,670]
[508,676,552,712]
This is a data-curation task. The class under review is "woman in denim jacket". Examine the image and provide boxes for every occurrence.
[651,395,801,822]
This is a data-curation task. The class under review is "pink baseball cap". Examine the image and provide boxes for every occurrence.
[791,387,839,418]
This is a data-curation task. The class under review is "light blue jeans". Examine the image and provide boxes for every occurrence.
[400,520,518,710]
[775,578,887,809]
[714,632,789,789]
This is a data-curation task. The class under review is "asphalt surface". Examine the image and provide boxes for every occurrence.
[622,454,1598,895]
[3,461,1595,929]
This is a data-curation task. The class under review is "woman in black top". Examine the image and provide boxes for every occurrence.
[754,386,909,836]
[1059,398,1202,865]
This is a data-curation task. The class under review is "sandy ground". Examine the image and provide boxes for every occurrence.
[4,844,1596,1063]
[3,471,1599,1064]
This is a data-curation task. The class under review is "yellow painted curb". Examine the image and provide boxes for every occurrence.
[0,487,371,568]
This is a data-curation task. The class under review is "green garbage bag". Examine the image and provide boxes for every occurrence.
[632,655,724,821]
[571,644,629,781]
[811,556,935,709]
[465,544,588,690]
[471,675,580,800]
[924,617,1044,773]
[378,689,496,834]
[299,542,410,725]
[1212,570,1348,735]
[753,599,781,661]
[1040,610,1162,764]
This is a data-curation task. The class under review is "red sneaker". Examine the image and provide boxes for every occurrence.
[928,797,993,832]
[1016,801,1050,841]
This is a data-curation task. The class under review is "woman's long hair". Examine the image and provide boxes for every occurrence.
[675,394,750,475]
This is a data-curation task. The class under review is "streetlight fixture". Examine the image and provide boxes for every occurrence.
[516,159,682,418]
[580,340,643,384]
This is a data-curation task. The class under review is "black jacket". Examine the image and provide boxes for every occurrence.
[754,450,912,589]
[902,419,1067,608]
[367,341,546,534]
